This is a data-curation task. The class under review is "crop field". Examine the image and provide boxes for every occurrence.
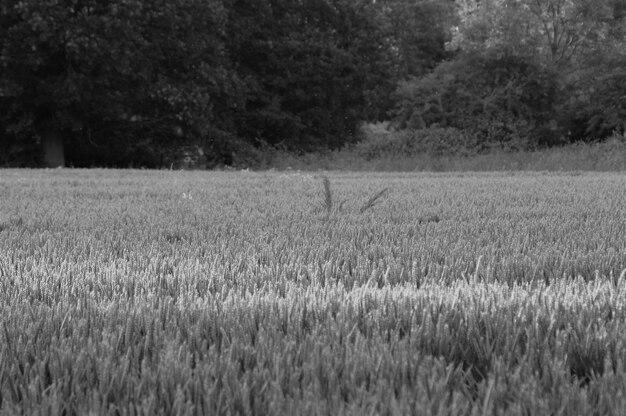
[1,169,626,415]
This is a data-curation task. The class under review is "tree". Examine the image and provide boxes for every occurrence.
[416,0,626,145]
[556,0,626,139]
[450,0,614,69]
[380,0,456,78]
[393,50,560,149]
[0,0,236,167]
[224,0,397,152]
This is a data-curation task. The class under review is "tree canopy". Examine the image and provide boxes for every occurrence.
[1,0,624,167]
[1,0,405,167]
[402,0,626,146]
[1,0,236,167]
[224,0,398,152]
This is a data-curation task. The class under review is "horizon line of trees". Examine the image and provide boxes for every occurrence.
[1,0,625,168]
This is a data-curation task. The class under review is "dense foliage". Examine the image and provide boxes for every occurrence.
[1,0,624,167]
[224,0,398,153]
[1,170,626,413]
[381,0,456,78]
[393,0,626,151]
[0,0,404,167]
[0,0,234,167]
[393,52,560,150]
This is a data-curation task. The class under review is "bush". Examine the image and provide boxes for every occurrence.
[64,138,166,168]
[392,51,561,149]
[355,124,479,159]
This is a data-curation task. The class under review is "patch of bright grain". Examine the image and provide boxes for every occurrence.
[1,169,626,414]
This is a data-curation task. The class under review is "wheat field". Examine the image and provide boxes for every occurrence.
[0,169,625,415]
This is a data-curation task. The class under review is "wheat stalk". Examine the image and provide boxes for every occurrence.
[360,188,388,214]
[322,176,333,215]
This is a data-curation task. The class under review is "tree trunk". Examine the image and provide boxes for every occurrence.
[41,125,65,168]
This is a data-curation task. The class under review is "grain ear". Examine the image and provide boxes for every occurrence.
[322,176,333,215]
[360,188,388,214]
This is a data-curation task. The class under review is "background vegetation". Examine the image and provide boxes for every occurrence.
[1,170,626,414]
[270,125,625,172]
[1,0,625,168]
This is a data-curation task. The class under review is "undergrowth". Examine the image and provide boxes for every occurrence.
[264,128,626,172]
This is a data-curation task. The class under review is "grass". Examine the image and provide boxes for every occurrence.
[1,169,626,415]
[264,133,626,172]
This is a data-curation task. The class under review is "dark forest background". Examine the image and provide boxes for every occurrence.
[1,0,625,168]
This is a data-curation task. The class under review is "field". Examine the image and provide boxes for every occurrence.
[1,169,626,415]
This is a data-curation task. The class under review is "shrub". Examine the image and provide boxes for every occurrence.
[355,124,479,159]
[392,51,561,149]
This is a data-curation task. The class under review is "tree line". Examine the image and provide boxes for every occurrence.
[1,0,624,167]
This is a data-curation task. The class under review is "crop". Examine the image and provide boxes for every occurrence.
[0,169,625,415]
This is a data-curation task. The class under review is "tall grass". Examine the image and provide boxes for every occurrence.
[0,169,626,414]
[266,133,626,172]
